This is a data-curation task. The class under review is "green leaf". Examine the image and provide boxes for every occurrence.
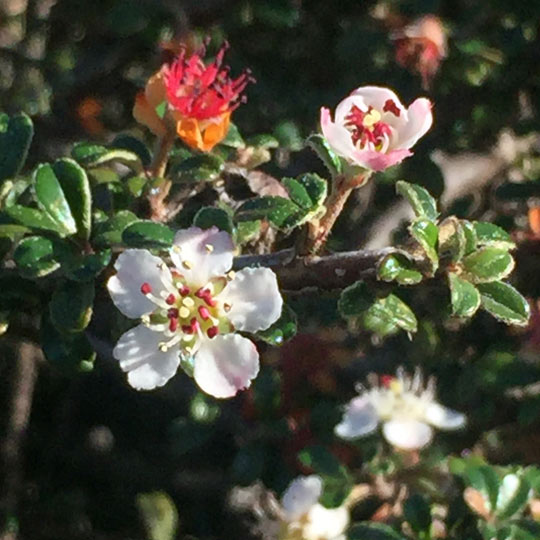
[5,204,66,235]
[403,494,432,535]
[245,134,279,149]
[363,294,418,337]
[298,445,341,477]
[193,207,234,234]
[396,180,439,221]
[122,220,174,248]
[410,218,439,272]
[438,217,467,262]
[306,133,343,176]
[464,464,501,512]
[236,196,301,229]
[338,281,374,318]
[462,220,478,255]
[53,159,92,240]
[220,122,245,148]
[282,177,313,209]
[136,492,178,540]
[13,236,60,278]
[93,210,138,247]
[62,249,112,282]
[34,163,78,236]
[377,254,423,285]
[41,318,96,373]
[71,142,143,173]
[235,220,261,245]
[348,522,406,540]
[112,134,152,167]
[0,224,31,238]
[495,474,531,520]
[462,248,515,283]
[296,172,327,209]
[448,273,481,318]
[478,282,530,325]
[172,154,224,183]
[474,221,515,250]
[256,304,297,346]
[0,112,33,181]
[49,281,95,333]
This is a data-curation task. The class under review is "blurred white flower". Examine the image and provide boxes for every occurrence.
[107,226,283,397]
[335,367,466,450]
[279,475,349,540]
[320,86,432,172]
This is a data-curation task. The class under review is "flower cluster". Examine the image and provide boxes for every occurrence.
[107,227,282,397]
[335,367,465,450]
[133,42,251,152]
[279,475,349,540]
[320,86,432,172]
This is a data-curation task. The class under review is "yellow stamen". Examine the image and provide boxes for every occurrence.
[226,271,236,281]
[179,306,191,319]
[363,109,381,128]
[205,244,214,253]
[182,260,192,270]
[390,380,403,394]
[182,297,195,308]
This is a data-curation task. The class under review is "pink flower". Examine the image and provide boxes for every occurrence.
[320,86,433,172]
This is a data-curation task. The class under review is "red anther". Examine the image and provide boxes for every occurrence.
[383,99,401,117]
[198,306,211,320]
[194,288,207,299]
[167,308,179,319]
[169,318,178,332]
[165,293,176,305]
[140,282,152,295]
[179,285,190,296]
[195,288,217,307]
[181,324,193,334]
[381,375,394,388]
[207,326,219,338]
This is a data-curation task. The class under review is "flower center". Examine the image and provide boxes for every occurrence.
[345,99,400,152]
[139,270,232,355]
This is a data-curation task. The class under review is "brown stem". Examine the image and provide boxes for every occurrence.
[1,341,40,539]
[304,173,369,255]
[146,129,176,221]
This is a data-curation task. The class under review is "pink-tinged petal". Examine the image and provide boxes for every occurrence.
[334,94,369,124]
[113,324,180,390]
[170,226,234,287]
[107,249,170,318]
[193,334,259,398]
[219,267,283,333]
[352,148,412,171]
[382,419,433,450]
[350,86,406,113]
[334,396,379,439]
[424,402,466,430]
[282,475,323,520]
[397,97,433,149]
[320,107,357,160]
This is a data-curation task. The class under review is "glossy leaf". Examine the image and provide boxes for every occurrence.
[13,236,60,278]
[72,142,143,173]
[235,220,261,245]
[236,196,301,229]
[306,133,343,176]
[62,249,112,282]
[403,494,432,535]
[193,207,234,234]
[474,221,515,250]
[465,465,501,512]
[93,210,138,247]
[377,253,423,285]
[495,474,531,520]
[477,282,529,325]
[5,204,65,235]
[220,122,245,148]
[396,180,439,221]
[122,220,174,248]
[49,281,95,333]
[282,177,313,209]
[448,273,481,318]
[0,112,33,181]
[112,134,152,167]
[296,172,327,209]
[363,294,418,336]
[34,163,77,236]
[172,154,224,183]
[338,281,374,318]
[136,491,179,540]
[462,248,515,283]
[53,158,92,240]
[410,218,439,272]
[438,217,467,262]
[348,522,406,540]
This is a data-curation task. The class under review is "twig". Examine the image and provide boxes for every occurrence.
[1,341,40,539]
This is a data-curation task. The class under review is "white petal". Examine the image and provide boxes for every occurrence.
[282,475,323,521]
[396,98,433,149]
[320,107,357,160]
[304,504,349,540]
[113,324,180,390]
[382,420,433,450]
[170,227,234,287]
[350,86,406,113]
[107,249,171,318]
[219,267,283,333]
[334,94,369,124]
[334,396,379,440]
[424,402,466,430]
[193,334,259,398]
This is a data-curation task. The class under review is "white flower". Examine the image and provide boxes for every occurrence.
[107,226,283,397]
[320,86,432,172]
[335,367,466,450]
[280,475,349,540]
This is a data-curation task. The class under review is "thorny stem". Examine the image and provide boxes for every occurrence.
[146,128,176,221]
[1,342,40,540]
[303,173,370,255]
